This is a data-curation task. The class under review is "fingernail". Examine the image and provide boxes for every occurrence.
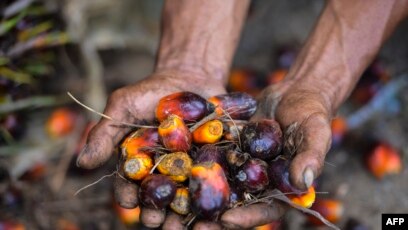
[303,167,314,189]
[76,144,88,167]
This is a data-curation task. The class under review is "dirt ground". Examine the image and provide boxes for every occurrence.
[1,0,408,229]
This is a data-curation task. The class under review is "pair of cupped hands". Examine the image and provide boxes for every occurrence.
[76,69,332,229]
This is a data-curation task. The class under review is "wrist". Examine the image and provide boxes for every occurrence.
[155,53,228,86]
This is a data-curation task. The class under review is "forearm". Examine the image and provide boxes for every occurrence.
[155,0,250,84]
[285,0,408,113]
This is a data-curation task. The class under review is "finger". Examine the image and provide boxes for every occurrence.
[193,221,222,230]
[289,112,332,190]
[114,166,139,208]
[140,207,166,228]
[163,212,186,230]
[77,90,134,169]
[221,203,288,229]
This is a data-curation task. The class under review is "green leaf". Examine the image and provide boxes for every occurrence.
[0,67,32,84]
[18,21,53,41]
[0,11,26,36]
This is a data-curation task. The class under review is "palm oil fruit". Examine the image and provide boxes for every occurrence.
[46,107,76,138]
[123,153,153,181]
[192,120,223,144]
[208,92,257,120]
[268,158,302,194]
[223,120,246,141]
[288,185,316,208]
[226,149,249,168]
[235,158,269,193]
[308,199,344,225]
[155,92,212,123]
[158,115,192,152]
[194,145,228,172]
[241,119,283,160]
[157,152,193,182]
[189,162,230,219]
[114,203,140,225]
[366,143,402,179]
[121,128,159,158]
[170,187,190,215]
[140,174,176,209]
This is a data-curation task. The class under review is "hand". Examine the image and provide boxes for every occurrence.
[76,69,226,228]
[218,81,333,229]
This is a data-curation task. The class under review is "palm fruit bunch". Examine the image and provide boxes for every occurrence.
[120,91,316,221]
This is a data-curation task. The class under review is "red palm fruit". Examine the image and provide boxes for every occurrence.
[307,199,344,226]
[194,145,228,173]
[121,128,159,158]
[267,69,287,85]
[0,221,25,230]
[140,174,177,209]
[114,203,140,225]
[366,143,402,179]
[158,115,191,152]
[331,116,347,146]
[268,158,302,194]
[235,158,269,193]
[255,221,281,230]
[189,162,230,219]
[19,163,47,181]
[223,120,247,141]
[155,92,212,123]
[241,119,283,160]
[157,152,193,182]
[288,186,316,208]
[123,153,153,181]
[208,92,257,120]
[46,107,77,138]
[228,69,260,96]
[192,120,223,144]
[170,187,190,215]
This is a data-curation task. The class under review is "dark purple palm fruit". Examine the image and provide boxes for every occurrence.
[241,119,283,160]
[268,158,302,195]
[235,158,269,193]
[139,174,177,209]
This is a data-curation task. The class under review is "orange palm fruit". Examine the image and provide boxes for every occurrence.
[189,162,230,219]
[114,203,140,225]
[307,199,344,225]
[121,128,159,158]
[228,69,260,96]
[170,187,190,215]
[192,120,223,144]
[366,143,402,179]
[155,92,212,123]
[267,69,287,85]
[158,115,192,152]
[157,152,193,182]
[255,221,281,230]
[331,116,347,146]
[123,153,153,181]
[208,92,257,120]
[288,186,316,208]
[46,107,76,138]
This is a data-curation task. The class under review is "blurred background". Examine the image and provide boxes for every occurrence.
[0,0,407,229]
